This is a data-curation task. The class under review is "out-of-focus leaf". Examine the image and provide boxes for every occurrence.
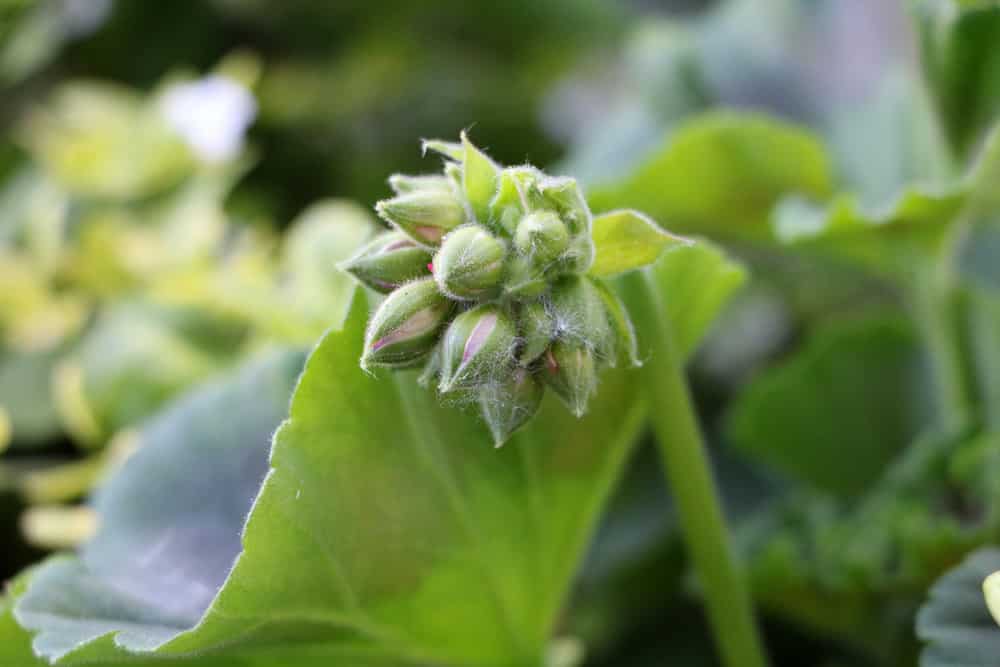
[637,239,747,361]
[275,199,376,339]
[15,349,307,663]
[729,316,928,496]
[10,238,745,663]
[917,548,1000,667]
[772,189,966,274]
[915,0,1000,160]
[821,66,957,205]
[0,346,64,449]
[743,427,1000,659]
[19,82,194,200]
[55,303,239,446]
[587,113,833,238]
[589,209,690,278]
[772,127,1000,275]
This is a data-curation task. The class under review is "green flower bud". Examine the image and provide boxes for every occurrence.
[518,301,555,365]
[514,210,570,266]
[359,134,666,443]
[503,255,549,300]
[489,168,529,236]
[388,173,452,195]
[439,305,516,393]
[549,276,615,362]
[479,368,544,447]
[542,341,598,417]
[340,231,432,293]
[433,226,506,300]
[362,278,453,369]
[375,190,466,247]
[539,176,591,236]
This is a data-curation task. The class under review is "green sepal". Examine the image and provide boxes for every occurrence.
[589,209,692,277]
[461,131,500,225]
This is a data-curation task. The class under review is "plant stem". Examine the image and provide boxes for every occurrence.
[626,270,769,667]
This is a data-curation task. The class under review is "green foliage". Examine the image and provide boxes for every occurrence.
[588,113,833,238]
[917,548,1000,667]
[729,317,928,496]
[10,237,743,664]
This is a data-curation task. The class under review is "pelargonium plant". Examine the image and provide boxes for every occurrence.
[343,133,675,445]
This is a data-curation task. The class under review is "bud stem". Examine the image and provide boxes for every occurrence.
[624,270,770,667]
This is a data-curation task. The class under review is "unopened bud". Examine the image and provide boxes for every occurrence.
[439,305,516,393]
[518,301,555,365]
[376,190,466,247]
[514,210,570,266]
[542,341,597,417]
[433,226,506,300]
[539,176,591,235]
[503,256,549,300]
[489,168,529,236]
[479,368,544,447]
[362,278,453,369]
[340,231,432,293]
[549,276,614,362]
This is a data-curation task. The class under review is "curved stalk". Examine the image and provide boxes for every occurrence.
[625,270,769,667]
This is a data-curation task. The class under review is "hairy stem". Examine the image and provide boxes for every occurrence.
[625,270,769,667]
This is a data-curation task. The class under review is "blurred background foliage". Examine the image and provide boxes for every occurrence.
[1,0,999,666]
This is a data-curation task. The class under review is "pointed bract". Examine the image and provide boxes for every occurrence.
[542,341,598,417]
[479,369,544,447]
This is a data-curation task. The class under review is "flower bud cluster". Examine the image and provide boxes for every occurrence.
[344,134,637,445]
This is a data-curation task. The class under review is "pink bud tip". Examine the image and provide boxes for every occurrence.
[545,349,559,374]
[427,262,434,273]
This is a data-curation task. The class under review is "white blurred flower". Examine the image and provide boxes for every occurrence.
[159,75,257,163]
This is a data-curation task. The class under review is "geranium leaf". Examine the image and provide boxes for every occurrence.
[587,113,833,238]
[729,316,928,496]
[918,548,1000,667]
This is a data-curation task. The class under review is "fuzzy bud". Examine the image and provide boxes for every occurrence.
[433,226,507,300]
[340,231,432,293]
[439,305,516,393]
[518,301,555,365]
[514,210,570,267]
[376,190,466,247]
[542,341,598,417]
[503,256,549,300]
[362,278,453,369]
[479,368,544,447]
[549,276,615,362]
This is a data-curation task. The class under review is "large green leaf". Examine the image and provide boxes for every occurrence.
[917,548,1000,667]
[15,349,306,663]
[11,239,743,664]
[729,316,929,496]
[587,113,833,238]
